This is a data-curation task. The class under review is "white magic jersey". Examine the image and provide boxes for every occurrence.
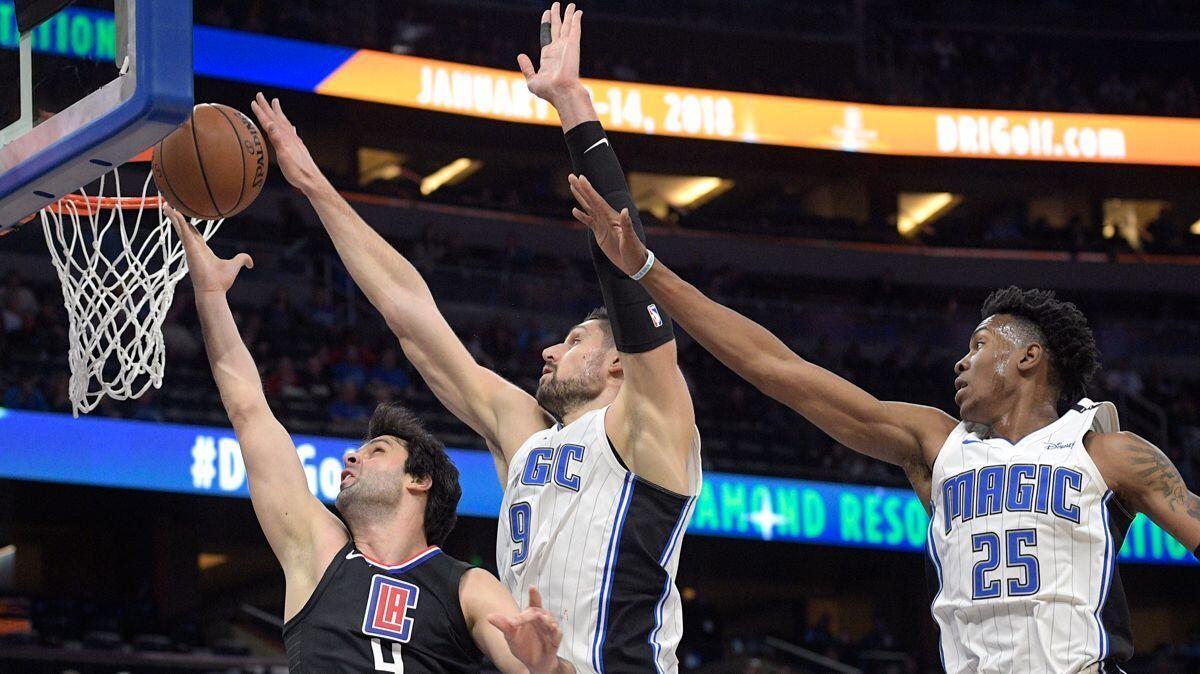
[928,399,1134,674]
[497,406,702,674]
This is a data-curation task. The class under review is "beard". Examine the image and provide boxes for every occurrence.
[335,469,404,526]
[536,354,607,420]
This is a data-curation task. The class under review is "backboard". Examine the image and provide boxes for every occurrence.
[0,0,193,230]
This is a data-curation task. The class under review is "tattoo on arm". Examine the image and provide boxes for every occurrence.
[1121,439,1200,523]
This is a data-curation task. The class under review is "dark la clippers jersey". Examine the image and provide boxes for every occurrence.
[283,542,483,673]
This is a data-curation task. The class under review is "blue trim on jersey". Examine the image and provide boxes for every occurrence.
[1094,491,1117,660]
[925,502,947,671]
[352,546,442,574]
[592,472,635,673]
[649,495,696,673]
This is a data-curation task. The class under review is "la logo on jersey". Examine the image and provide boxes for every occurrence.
[362,575,420,643]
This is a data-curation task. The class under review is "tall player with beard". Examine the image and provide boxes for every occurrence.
[570,167,1200,672]
[169,208,572,674]
[248,4,700,669]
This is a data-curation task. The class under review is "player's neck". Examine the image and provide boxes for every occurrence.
[986,394,1060,444]
[560,388,619,426]
[347,511,431,566]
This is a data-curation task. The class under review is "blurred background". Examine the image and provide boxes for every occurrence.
[2,1,1200,672]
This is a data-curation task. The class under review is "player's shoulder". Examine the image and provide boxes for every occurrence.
[892,402,959,459]
[456,568,516,622]
[1083,429,1149,454]
[1084,430,1160,495]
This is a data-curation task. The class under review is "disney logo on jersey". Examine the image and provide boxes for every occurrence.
[941,463,1084,534]
[362,575,420,643]
[519,443,585,491]
[1044,441,1075,451]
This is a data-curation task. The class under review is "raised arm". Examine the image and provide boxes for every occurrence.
[568,186,957,490]
[521,4,695,491]
[460,574,575,674]
[249,94,549,473]
[168,208,346,619]
[1089,431,1200,559]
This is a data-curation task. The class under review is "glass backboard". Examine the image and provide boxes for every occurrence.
[0,0,193,230]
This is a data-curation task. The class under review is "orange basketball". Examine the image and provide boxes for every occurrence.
[152,103,268,220]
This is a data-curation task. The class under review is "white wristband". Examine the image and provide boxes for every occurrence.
[629,249,656,281]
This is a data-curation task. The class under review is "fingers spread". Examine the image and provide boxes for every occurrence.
[486,613,515,635]
[561,3,576,38]
[572,208,594,228]
[568,178,589,209]
[164,206,195,241]
[234,253,255,270]
[575,175,613,216]
[549,2,561,39]
[517,53,536,79]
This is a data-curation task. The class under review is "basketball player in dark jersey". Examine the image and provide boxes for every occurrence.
[168,207,573,674]
[570,178,1200,671]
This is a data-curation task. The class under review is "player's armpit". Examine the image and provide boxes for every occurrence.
[605,340,696,494]
[1088,431,1200,554]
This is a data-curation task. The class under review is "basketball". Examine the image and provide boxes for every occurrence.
[152,103,268,220]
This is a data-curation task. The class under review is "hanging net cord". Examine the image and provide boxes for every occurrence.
[38,170,223,416]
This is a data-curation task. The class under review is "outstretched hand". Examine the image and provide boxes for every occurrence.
[568,174,648,278]
[166,206,253,294]
[487,586,563,674]
[249,92,326,194]
[517,2,583,105]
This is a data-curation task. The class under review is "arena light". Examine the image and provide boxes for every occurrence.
[198,553,229,571]
[420,158,482,195]
[1102,199,1166,250]
[628,173,733,219]
[1191,219,1200,235]
[357,147,414,187]
[897,192,961,238]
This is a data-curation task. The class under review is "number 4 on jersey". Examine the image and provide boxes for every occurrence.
[372,638,404,673]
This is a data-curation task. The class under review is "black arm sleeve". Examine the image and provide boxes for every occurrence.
[564,121,674,353]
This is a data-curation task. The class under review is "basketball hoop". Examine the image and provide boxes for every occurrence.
[38,164,223,416]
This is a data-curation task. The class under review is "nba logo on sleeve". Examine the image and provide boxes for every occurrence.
[647,304,663,327]
[362,575,420,643]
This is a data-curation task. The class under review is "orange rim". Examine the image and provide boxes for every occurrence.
[42,194,164,216]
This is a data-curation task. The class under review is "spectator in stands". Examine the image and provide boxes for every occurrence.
[369,347,411,394]
[266,356,306,399]
[3,380,48,411]
[0,272,39,316]
[328,380,369,422]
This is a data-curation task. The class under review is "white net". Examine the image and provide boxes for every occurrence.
[38,168,222,416]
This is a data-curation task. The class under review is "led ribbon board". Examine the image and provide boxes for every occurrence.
[4,1,1200,166]
[0,409,1193,565]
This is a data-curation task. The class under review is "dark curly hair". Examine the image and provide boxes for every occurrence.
[980,286,1100,402]
[366,403,461,546]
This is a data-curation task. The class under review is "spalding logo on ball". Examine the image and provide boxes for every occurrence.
[152,103,269,220]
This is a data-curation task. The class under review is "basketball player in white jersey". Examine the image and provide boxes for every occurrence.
[249,5,701,667]
[571,176,1200,672]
